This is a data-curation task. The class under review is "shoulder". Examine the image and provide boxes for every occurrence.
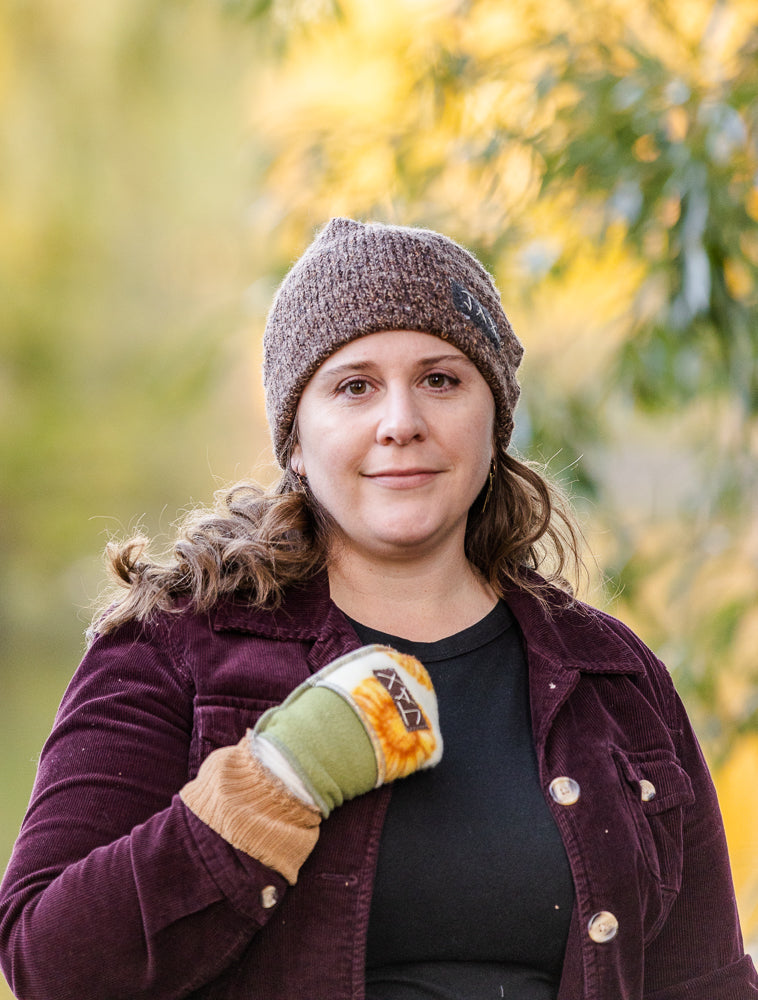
[87,573,334,660]
[83,573,353,698]
[504,576,678,715]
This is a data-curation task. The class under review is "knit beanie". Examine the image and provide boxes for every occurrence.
[263,217,523,466]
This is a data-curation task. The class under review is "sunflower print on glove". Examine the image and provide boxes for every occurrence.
[350,649,440,784]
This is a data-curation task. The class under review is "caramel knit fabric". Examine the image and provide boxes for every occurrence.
[180,735,321,885]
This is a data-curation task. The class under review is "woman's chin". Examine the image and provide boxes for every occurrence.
[345,520,463,562]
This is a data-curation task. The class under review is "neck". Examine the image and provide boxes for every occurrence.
[327,544,497,642]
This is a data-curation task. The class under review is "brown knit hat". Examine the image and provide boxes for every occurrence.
[263,217,523,466]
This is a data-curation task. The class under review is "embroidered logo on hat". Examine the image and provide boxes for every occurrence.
[373,668,430,732]
[450,279,500,347]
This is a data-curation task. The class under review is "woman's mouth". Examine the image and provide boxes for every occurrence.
[364,469,440,489]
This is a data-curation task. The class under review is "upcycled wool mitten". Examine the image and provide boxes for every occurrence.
[253,644,442,816]
[180,645,441,884]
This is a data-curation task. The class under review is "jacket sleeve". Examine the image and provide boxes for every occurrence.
[0,615,298,1000]
[641,662,758,998]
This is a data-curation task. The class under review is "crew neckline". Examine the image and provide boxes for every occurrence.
[346,600,514,663]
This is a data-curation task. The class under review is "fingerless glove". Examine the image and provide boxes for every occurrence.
[181,645,442,883]
[253,644,442,816]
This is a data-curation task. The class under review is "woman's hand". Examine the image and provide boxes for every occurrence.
[181,645,442,883]
[253,644,443,815]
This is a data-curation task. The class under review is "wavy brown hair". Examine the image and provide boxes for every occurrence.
[90,433,585,640]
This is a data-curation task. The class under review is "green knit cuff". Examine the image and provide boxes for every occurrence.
[255,687,376,816]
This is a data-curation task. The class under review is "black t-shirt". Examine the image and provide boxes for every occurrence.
[350,602,574,1000]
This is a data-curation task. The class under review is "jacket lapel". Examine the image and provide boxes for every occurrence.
[502,581,645,747]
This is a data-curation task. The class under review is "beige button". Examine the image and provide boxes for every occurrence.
[549,776,580,806]
[639,779,656,802]
[260,885,279,909]
[588,910,619,943]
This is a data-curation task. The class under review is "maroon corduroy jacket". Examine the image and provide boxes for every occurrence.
[1,574,756,999]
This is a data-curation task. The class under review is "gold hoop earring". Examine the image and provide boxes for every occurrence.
[481,461,495,513]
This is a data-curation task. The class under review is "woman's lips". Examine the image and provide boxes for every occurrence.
[364,469,440,489]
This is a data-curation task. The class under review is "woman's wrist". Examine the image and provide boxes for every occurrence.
[180,736,321,885]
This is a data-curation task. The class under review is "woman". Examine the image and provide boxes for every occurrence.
[0,217,755,999]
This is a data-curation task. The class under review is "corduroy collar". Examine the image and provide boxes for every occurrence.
[210,570,644,678]
[503,578,645,677]
[210,573,334,640]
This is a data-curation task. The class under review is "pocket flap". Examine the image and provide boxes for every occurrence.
[613,748,695,815]
[189,694,279,776]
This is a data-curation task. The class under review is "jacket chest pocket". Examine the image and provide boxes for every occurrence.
[188,695,279,778]
[612,746,695,895]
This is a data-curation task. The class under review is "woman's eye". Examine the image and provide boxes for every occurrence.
[424,372,456,389]
[342,379,370,396]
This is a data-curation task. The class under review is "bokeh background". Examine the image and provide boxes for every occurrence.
[1,0,757,990]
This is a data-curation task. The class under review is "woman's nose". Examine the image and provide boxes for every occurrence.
[375,386,428,445]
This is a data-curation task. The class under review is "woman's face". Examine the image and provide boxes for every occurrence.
[291,329,495,565]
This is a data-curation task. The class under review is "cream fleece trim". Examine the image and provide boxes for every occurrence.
[252,734,318,808]
[180,734,321,885]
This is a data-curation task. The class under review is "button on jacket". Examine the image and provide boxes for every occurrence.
[1,574,756,999]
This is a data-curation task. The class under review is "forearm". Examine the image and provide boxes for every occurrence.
[0,615,300,999]
[0,629,441,998]
[0,797,288,1000]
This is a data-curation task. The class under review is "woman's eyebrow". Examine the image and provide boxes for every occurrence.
[313,361,379,380]
[314,354,476,380]
[417,354,477,368]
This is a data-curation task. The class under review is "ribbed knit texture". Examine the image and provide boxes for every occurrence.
[263,217,523,465]
[180,736,321,884]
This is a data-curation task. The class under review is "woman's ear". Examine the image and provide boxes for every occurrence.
[290,443,305,478]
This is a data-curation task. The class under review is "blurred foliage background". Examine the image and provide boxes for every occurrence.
[1,0,757,989]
